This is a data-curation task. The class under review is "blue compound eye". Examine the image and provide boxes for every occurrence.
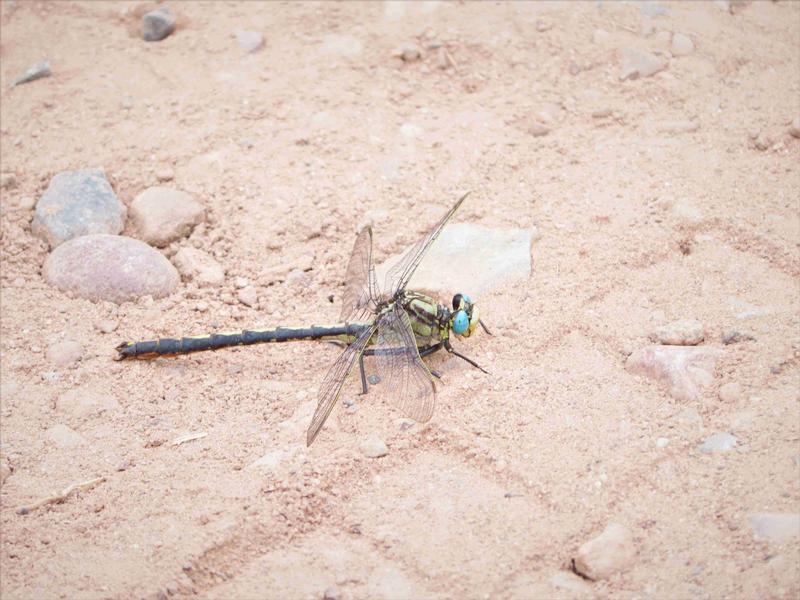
[463,294,472,304]
[453,310,469,335]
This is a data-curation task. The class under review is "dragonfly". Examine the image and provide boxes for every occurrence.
[116,192,490,445]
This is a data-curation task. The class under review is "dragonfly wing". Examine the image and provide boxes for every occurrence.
[384,191,470,297]
[372,305,436,423]
[307,324,376,446]
[339,226,378,322]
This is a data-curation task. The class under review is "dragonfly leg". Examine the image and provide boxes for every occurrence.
[358,353,369,395]
[417,342,445,380]
[444,340,490,375]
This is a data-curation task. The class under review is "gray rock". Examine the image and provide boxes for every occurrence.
[625,345,723,401]
[46,339,83,367]
[32,169,126,249]
[360,437,389,458]
[698,432,737,453]
[718,382,742,403]
[46,423,86,448]
[671,32,695,56]
[619,48,667,80]
[235,29,264,53]
[748,513,800,542]
[377,223,536,299]
[173,247,225,287]
[12,59,51,86]
[142,7,176,42]
[651,319,704,345]
[789,117,800,139]
[44,234,179,303]
[237,286,257,307]
[130,187,205,247]
[573,523,635,580]
[528,123,550,137]
[721,329,754,345]
[57,387,119,418]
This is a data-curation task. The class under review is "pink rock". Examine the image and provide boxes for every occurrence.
[573,523,635,580]
[130,187,205,247]
[625,345,723,401]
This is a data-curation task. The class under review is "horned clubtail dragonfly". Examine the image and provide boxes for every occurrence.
[116,192,489,445]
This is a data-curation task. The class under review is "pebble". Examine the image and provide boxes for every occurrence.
[655,437,670,448]
[44,234,180,303]
[130,187,205,247]
[235,29,264,54]
[592,108,612,119]
[360,437,389,458]
[235,276,249,288]
[46,339,84,367]
[619,48,667,80]
[748,513,800,542]
[394,42,422,62]
[573,523,635,580]
[0,172,16,189]
[671,32,695,56]
[658,120,700,134]
[173,247,225,287]
[0,456,11,485]
[155,167,174,182]
[721,330,754,345]
[550,571,593,595]
[32,169,126,249]
[16,195,35,210]
[286,268,310,287]
[788,117,800,139]
[237,286,257,307]
[718,382,742,403]
[142,7,176,42]
[698,432,737,453]
[528,123,550,137]
[40,371,61,383]
[323,586,341,600]
[57,387,119,418]
[320,34,362,58]
[651,319,704,345]
[436,47,453,70]
[12,59,51,86]
[46,423,86,448]
[94,319,119,334]
[625,345,723,401]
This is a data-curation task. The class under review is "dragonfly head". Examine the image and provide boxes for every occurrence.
[451,293,481,338]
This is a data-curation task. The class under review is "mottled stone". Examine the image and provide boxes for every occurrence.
[573,523,635,580]
[237,286,257,307]
[173,247,225,287]
[142,7,176,42]
[625,345,722,401]
[698,432,737,453]
[748,513,800,542]
[46,339,84,367]
[32,169,126,249]
[619,48,667,80]
[130,187,205,247]
[57,387,120,419]
[44,234,179,303]
[651,319,704,345]
[360,437,389,458]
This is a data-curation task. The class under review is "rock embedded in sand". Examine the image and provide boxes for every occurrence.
[13,59,51,86]
[721,329,754,345]
[360,437,389,458]
[46,339,84,367]
[718,381,742,403]
[619,48,667,80]
[0,172,16,189]
[173,247,225,287]
[57,387,120,419]
[698,432,737,453]
[142,7,176,42]
[46,424,86,448]
[32,169,126,249]
[0,456,11,485]
[748,513,800,542]
[44,234,179,303]
[237,286,257,307]
[651,319,704,345]
[573,523,635,580]
[789,117,800,139]
[625,345,723,401]
[671,32,695,56]
[235,29,264,54]
[130,187,205,247]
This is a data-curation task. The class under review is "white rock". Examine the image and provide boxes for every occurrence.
[698,432,737,453]
[573,523,635,580]
[550,571,593,595]
[237,286,258,307]
[234,29,264,53]
[718,382,742,403]
[360,437,389,458]
[173,247,225,287]
[46,424,86,448]
[748,513,800,542]
[625,345,723,401]
[619,48,667,80]
[651,319,705,345]
[57,387,120,418]
[671,32,695,56]
[46,340,84,367]
[130,187,205,247]
[788,117,800,139]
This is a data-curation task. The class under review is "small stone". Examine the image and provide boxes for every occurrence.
[626,345,722,401]
[754,131,774,151]
[235,29,264,53]
[155,167,174,182]
[0,456,11,485]
[592,28,610,44]
[528,123,550,137]
[573,523,635,580]
[173,247,225,287]
[671,32,695,56]
[195,301,209,312]
[16,195,35,210]
[655,437,670,448]
[535,19,551,32]
[32,169,126,249]
[550,571,593,595]
[142,7,176,42]
[130,187,205,247]
[651,319,704,345]
[395,42,422,62]
[40,371,61,383]
[286,268,310,287]
[658,120,700,134]
[619,48,667,80]
[12,59,51,86]
[94,319,119,334]
[57,387,119,418]
[698,432,737,454]
[46,423,86,448]
[237,286,257,307]
[718,382,742,403]
[323,586,341,600]
[592,108,612,119]
[435,47,453,70]
[721,330,754,345]
[360,437,389,458]
[46,340,84,367]
[788,117,800,139]
[748,513,800,542]
[235,276,249,288]
[44,234,180,303]
[0,172,16,189]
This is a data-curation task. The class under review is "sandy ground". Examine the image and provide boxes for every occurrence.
[1,1,799,599]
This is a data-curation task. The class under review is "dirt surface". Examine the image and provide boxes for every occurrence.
[1,1,799,599]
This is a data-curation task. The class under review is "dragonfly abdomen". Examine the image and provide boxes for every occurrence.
[115,324,371,360]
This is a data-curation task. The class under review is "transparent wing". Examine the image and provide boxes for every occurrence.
[307,324,376,446]
[339,226,379,322]
[384,191,470,297]
[372,305,436,422]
